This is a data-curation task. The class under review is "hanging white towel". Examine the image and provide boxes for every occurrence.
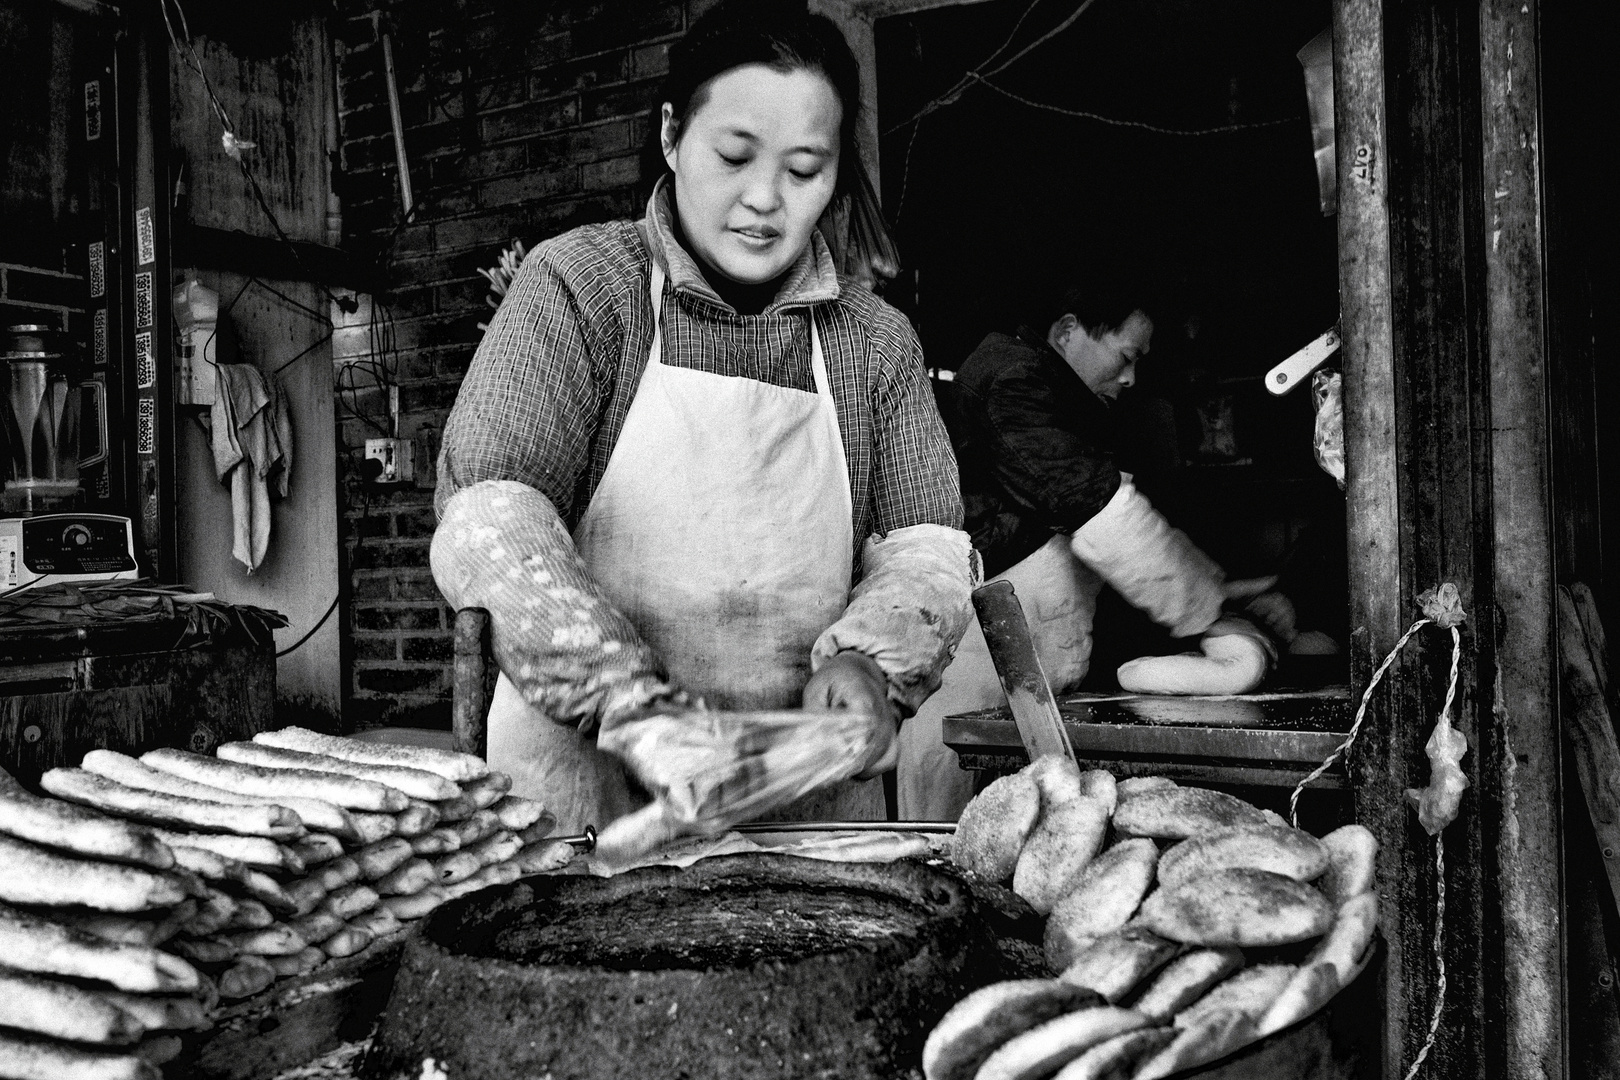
[210,363,292,573]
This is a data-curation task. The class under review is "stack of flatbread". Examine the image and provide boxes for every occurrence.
[1,728,574,1079]
[2,767,211,1079]
[925,761,1379,1080]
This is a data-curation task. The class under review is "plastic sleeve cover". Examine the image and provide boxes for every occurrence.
[431,479,682,735]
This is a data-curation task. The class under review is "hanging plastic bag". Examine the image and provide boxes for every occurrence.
[1312,369,1345,488]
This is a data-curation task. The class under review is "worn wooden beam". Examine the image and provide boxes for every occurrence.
[1556,583,1620,1078]
[452,608,491,759]
[807,1,882,193]
[1557,587,1620,914]
[1385,2,1497,1069]
[1480,3,1566,1075]
[173,224,383,297]
[1331,0,1406,1075]
[944,710,1350,786]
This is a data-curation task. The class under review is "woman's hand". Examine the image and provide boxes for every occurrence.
[803,650,899,780]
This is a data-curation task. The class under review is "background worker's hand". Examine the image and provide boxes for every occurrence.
[1222,575,1279,603]
[803,650,899,780]
[1242,590,1298,644]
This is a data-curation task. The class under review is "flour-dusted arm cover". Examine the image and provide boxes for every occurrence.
[1069,477,1226,639]
[431,226,685,735]
[811,523,980,715]
[431,480,686,734]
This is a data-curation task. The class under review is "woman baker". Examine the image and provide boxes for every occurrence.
[430,0,976,844]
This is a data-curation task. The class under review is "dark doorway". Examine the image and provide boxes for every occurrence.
[875,0,1346,684]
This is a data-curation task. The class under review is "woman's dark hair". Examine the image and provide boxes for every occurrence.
[645,0,864,199]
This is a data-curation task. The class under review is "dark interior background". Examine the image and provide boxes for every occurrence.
[0,5,96,275]
[874,0,1346,683]
[1540,1,1620,1070]
[875,0,1336,374]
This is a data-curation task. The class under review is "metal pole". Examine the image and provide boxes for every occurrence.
[379,24,413,219]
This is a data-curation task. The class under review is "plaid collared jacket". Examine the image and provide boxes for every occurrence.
[436,183,963,559]
[429,185,976,734]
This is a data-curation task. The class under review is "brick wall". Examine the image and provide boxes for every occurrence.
[331,0,720,729]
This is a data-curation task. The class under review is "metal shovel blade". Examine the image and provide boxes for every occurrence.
[972,579,1077,763]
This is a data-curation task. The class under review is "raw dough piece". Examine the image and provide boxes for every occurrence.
[1117,619,1274,696]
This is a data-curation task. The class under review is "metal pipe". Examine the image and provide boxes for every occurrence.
[379,25,413,219]
[736,821,956,834]
[324,22,344,247]
[552,821,956,854]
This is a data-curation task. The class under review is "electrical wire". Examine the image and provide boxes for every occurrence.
[198,275,342,381]
[159,0,408,661]
[276,592,340,657]
[965,74,1304,136]
[332,292,402,438]
[886,0,1098,224]
[882,0,1079,138]
[280,428,383,661]
[272,326,335,376]
[159,0,359,317]
[884,0,1301,224]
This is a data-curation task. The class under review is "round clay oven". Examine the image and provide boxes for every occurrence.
[364,853,1000,1080]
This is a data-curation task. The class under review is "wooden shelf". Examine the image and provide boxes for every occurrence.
[174,223,383,295]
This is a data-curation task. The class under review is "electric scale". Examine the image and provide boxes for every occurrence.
[0,513,139,592]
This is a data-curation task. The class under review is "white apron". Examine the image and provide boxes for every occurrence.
[897,534,1104,820]
[487,261,886,832]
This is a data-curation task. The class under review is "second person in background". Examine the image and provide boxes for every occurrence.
[900,281,1269,820]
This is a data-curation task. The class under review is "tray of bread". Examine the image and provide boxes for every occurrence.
[1,728,574,1079]
[925,758,1378,1080]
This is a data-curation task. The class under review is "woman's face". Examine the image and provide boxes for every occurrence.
[662,64,842,286]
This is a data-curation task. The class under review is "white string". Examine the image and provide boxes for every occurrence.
[1291,591,1464,1078]
[1403,834,1449,1080]
[1289,616,1433,826]
[1440,625,1462,722]
[1401,623,1461,1080]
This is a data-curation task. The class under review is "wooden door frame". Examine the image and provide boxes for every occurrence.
[1339,0,1563,1075]
[828,0,1570,1074]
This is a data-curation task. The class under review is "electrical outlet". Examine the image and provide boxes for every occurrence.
[365,437,414,484]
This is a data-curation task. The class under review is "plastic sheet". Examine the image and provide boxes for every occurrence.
[595,709,878,863]
[1312,370,1345,488]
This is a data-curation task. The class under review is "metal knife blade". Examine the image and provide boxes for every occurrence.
[972,579,1077,763]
